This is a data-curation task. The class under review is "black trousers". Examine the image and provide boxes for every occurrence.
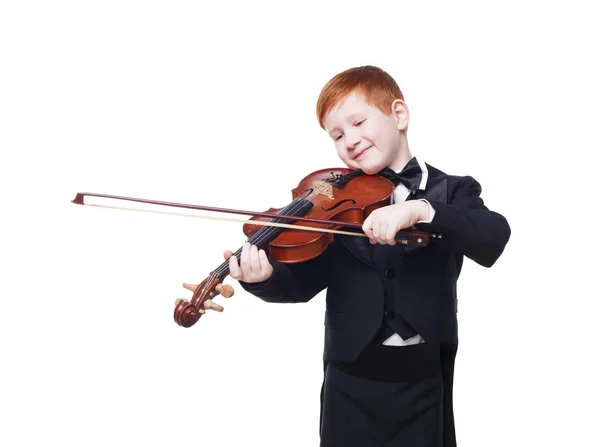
[319,343,448,447]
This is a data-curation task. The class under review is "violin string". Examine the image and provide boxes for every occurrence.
[211,197,314,279]
[210,199,305,277]
[194,271,220,305]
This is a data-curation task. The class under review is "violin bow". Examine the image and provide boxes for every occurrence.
[72,192,442,244]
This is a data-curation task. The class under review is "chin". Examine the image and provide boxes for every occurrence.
[357,160,385,175]
[360,167,380,175]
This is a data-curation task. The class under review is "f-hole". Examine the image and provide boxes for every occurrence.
[300,189,313,199]
[321,199,356,211]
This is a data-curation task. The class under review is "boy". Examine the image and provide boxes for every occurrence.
[225,65,511,446]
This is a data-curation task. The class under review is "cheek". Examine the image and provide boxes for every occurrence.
[373,129,393,151]
[364,125,382,145]
[334,145,356,167]
[334,143,347,158]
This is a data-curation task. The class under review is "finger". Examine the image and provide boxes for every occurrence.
[363,226,375,243]
[362,214,373,235]
[362,218,376,244]
[223,249,234,260]
[375,221,387,245]
[258,248,269,266]
[366,230,376,244]
[258,249,273,278]
[371,217,380,240]
[240,242,252,275]
[385,225,397,245]
[249,244,261,273]
[229,253,242,280]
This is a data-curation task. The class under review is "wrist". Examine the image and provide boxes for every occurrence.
[416,200,430,222]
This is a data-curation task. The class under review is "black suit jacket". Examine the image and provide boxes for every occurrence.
[240,163,511,362]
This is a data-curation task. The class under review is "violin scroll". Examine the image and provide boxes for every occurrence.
[173,299,204,328]
[173,277,234,327]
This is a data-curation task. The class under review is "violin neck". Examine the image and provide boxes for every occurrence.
[210,198,315,278]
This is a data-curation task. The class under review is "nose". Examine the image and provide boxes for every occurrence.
[345,130,360,151]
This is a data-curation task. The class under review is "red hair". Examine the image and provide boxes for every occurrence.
[316,66,404,129]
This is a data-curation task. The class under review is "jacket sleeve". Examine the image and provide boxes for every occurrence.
[414,175,511,267]
[238,244,330,303]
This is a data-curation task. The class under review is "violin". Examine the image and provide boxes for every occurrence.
[72,167,442,328]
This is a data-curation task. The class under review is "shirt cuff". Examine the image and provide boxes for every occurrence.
[416,199,435,224]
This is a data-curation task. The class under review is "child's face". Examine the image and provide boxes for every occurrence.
[323,92,407,175]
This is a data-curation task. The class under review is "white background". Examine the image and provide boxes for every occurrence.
[1,1,598,446]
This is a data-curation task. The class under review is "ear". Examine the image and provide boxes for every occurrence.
[391,99,410,131]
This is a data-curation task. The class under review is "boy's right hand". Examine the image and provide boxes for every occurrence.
[224,242,273,283]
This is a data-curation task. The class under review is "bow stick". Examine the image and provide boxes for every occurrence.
[72,192,442,244]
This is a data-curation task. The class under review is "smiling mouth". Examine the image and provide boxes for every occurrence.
[353,146,372,160]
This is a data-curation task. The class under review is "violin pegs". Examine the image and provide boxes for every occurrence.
[204,299,224,312]
[183,283,198,292]
[216,283,234,298]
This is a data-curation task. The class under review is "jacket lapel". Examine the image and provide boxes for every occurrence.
[408,163,447,204]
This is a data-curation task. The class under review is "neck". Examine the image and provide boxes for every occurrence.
[389,147,413,172]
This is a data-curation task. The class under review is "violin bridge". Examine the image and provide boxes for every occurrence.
[312,181,334,199]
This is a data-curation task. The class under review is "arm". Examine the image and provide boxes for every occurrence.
[237,244,330,303]
[414,175,511,267]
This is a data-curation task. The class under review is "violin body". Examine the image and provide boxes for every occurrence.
[242,168,395,263]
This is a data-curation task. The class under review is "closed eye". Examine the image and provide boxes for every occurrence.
[355,119,366,126]
[334,134,344,141]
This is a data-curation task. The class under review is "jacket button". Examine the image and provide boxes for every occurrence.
[384,269,395,279]
[384,310,395,319]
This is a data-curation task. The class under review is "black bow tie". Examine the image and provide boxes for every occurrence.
[378,157,424,191]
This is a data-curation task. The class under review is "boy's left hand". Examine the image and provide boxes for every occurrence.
[362,201,430,245]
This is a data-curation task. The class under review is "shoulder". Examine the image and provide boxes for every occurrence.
[424,162,482,198]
